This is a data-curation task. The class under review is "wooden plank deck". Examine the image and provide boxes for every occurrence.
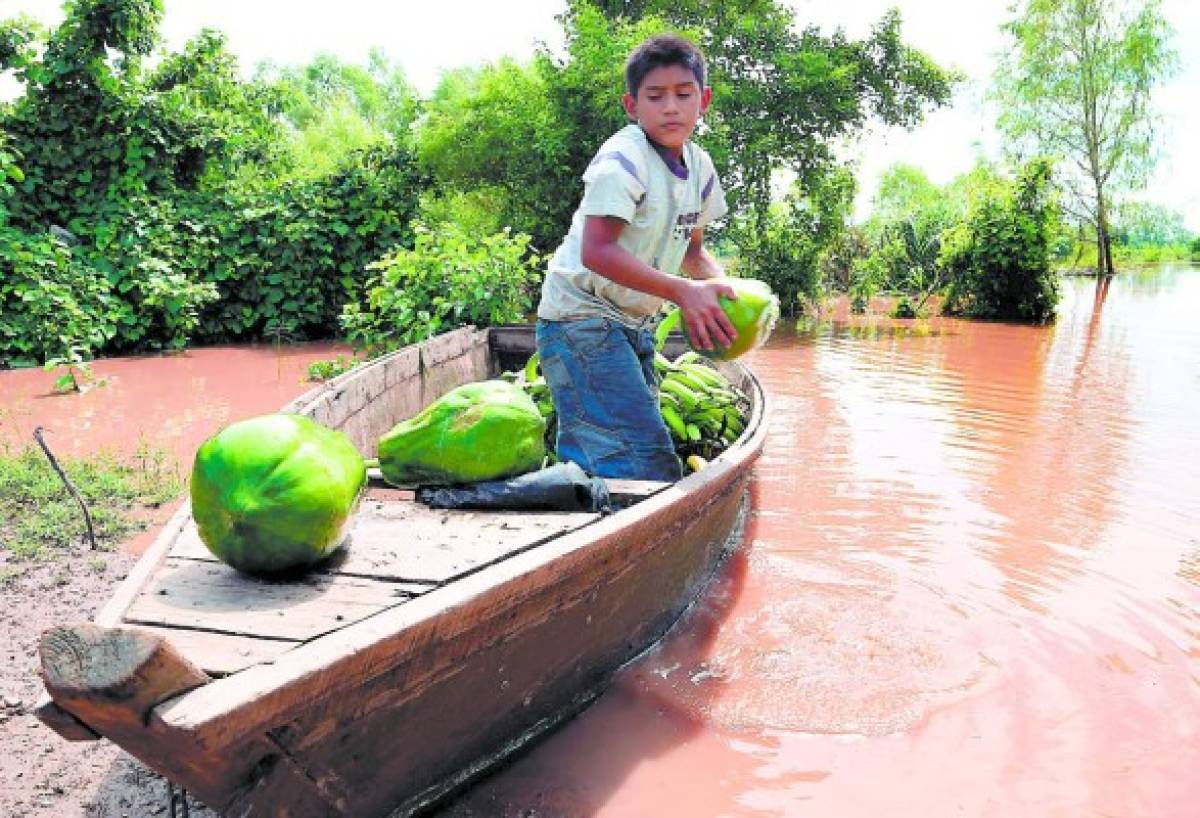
[121,489,607,675]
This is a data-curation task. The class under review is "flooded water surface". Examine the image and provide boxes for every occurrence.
[3,268,1196,817]
[0,342,348,463]
[0,343,348,553]
[443,266,1200,817]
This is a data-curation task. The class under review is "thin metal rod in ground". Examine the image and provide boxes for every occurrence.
[32,426,98,550]
[168,781,191,817]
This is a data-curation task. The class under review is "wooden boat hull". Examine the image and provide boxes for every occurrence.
[36,325,768,817]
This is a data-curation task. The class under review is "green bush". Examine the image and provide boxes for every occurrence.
[341,222,540,353]
[0,227,117,365]
[734,166,855,315]
[940,159,1060,322]
[193,141,421,343]
[0,6,424,358]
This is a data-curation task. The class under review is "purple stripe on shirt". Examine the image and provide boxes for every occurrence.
[590,151,642,185]
[701,175,715,201]
[646,139,689,180]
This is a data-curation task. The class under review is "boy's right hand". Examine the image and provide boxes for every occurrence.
[672,278,738,352]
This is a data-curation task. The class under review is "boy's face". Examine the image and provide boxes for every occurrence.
[622,64,712,155]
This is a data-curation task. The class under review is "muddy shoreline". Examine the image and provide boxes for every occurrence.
[0,547,218,817]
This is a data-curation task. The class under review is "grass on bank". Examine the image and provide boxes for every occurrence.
[1059,242,1199,270]
[0,444,183,562]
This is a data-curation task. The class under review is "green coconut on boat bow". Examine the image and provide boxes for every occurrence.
[191,413,367,574]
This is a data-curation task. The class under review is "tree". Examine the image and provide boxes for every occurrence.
[582,0,956,229]
[994,0,1176,276]
[1111,201,1193,248]
[256,50,421,176]
[940,159,1060,322]
[737,163,856,314]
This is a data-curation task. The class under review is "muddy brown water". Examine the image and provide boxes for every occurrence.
[439,266,1200,817]
[0,341,349,462]
[0,342,349,555]
[3,267,1198,816]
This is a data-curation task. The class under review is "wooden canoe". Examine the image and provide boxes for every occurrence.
[35,324,768,817]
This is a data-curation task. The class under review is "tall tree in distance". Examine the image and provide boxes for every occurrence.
[994,0,1176,276]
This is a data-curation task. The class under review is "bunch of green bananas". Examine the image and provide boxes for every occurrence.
[654,350,749,467]
[499,354,558,460]
[505,349,749,473]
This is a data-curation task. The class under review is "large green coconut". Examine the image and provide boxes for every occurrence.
[191,413,366,575]
[375,380,545,486]
[656,278,781,361]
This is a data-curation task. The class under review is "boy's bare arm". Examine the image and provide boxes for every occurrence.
[680,227,723,280]
[581,216,737,351]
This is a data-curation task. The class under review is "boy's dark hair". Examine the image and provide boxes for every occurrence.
[624,34,706,96]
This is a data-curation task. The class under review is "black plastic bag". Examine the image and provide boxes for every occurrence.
[415,462,611,513]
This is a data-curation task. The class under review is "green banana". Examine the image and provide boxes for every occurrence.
[660,378,700,411]
[661,405,688,441]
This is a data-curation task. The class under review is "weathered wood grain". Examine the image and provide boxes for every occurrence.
[130,624,298,677]
[123,557,423,641]
[40,624,211,735]
[169,504,598,585]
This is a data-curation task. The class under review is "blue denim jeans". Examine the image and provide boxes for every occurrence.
[536,317,682,482]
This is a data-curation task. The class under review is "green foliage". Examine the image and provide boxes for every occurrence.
[193,141,422,342]
[865,164,946,239]
[258,50,421,175]
[940,159,1061,322]
[0,4,425,363]
[851,160,1018,310]
[994,0,1177,274]
[418,58,571,252]
[0,445,181,559]
[0,227,118,364]
[733,165,856,315]
[341,223,541,353]
[264,49,420,141]
[307,355,358,382]
[1112,201,1195,248]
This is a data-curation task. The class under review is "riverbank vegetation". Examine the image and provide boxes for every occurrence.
[1,0,953,366]
[1,0,1191,369]
[0,444,180,563]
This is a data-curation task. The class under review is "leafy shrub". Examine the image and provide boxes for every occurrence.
[341,223,540,353]
[1,6,424,357]
[940,159,1060,322]
[734,166,855,315]
[193,141,422,343]
[307,355,358,382]
[0,228,117,365]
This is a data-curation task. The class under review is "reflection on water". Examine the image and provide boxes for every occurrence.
[442,266,1200,818]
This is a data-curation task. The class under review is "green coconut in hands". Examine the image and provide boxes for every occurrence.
[374,380,545,486]
[191,413,367,575]
[656,278,780,361]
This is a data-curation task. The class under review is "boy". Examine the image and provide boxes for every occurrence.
[536,33,737,482]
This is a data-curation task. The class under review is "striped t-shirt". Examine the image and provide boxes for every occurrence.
[537,123,728,327]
